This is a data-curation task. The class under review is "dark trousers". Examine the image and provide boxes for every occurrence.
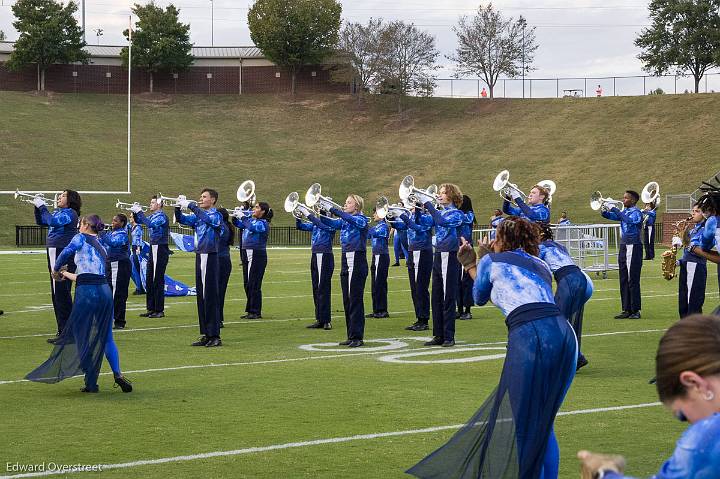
[431,251,461,341]
[457,268,474,313]
[243,249,267,315]
[240,249,249,312]
[340,250,368,340]
[408,249,432,321]
[618,243,643,313]
[371,253,390,314]
[393,233,408,263]
[46,246,75,334]
[146,244,169,313]
[196,252,220,338]
[130,246,145,293]
[106,259,131,327]
[218,254,232,324]
[643,225,655,260]
[679,260,707,318]
[311,251,334,324]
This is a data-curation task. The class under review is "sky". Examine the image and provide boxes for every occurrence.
[1,0,718,95]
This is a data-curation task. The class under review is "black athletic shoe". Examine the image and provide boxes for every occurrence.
[80,385,99,393]
[365,313,377,318]
[576,356,589,371]
[244,313,262,320]
[191,336,210,346]
[391,263,400,267]
[139,312,153,317]
[424,337,443,346]
[307,321,323,329]
[0,310,4,316]
[338,339,352,346]
[323,323,332,330]
[628,312,641,319]
[113,375,133,393]
[113,324,125,330]
[459,313,473,320]
[614,311,631,319]
[405,322,420,331]
[205,338,222,348]
[148,312,164,318]
[375,312,390,318]
[348,340,364,348]
[410,323,429,331]
[441,340,455,347]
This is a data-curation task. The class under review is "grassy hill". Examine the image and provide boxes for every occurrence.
[1,90,718,246]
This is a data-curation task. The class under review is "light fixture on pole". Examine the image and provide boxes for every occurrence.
[518,15,526,99]
[93,28,103,45]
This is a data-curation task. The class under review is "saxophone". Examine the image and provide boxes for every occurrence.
[661,216,692,280]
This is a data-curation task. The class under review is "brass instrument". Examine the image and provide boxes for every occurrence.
[115,199,148,212]
[661,215,692,280]
[376,196,411,220]
[399,176,438,207]
[590,191,623,212]
[14,189,59,209]
[284,192,314,219]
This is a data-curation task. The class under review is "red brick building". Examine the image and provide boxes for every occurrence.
[0,42,348,94]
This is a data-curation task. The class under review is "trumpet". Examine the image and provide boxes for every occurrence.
[641,181,660,208]
[305,183,343,212]
[115,199,148,212]
[590,191,623,212]
[237,180,256,204]
[14,189,59,209]
[376,196,411,220]
[492,170,525,204]
[284,192,314,219]
[398,176,438,207]
[228,206,253,219]
[158,193,188,208]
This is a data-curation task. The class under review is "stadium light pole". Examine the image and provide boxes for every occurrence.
[518,15,526,99]
[210,0,214,46]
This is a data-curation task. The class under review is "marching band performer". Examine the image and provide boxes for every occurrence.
[457,195,475,320]
[502,185,551,224]
[601,190,644,319]
[217,208,234,328]
[422,184,465,347]
[558,211,571,226]
[296,211,336,330]
[367,208,390,318]
[26,215,133,394]
[489,208,504,240]
[392,224,408,267]
[642,201,657,260]
[33,190,81,343]
[132,196,169,319]
[409,217,576,479]
[539,224,594,370]
[696,189,720,297]
[398,206,433,331]
[322,195,369,348]
[100,214,132,330]
[176,189,223,347]
[128,215,145,295]
[233,202,273,320]
[675,203,710,318]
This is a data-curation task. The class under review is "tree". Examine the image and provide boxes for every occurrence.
[121,3,194,93]
[7,0,88,91]
[449,4,538,99]
[334,18,384,105]
[248,0,342,95]
[375,21,439,113]
[635,0,720,94]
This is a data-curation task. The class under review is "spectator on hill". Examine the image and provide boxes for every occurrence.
[596,84,603,97]
[481,87,488,98]
[558,211,571,226]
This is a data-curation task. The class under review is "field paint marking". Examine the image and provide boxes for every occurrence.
[0,402,662,478]
[0,328,668,385]
[379,347,507,364]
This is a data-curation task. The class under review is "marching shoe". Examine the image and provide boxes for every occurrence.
[424,337,443,346]
[306,321,323,329]
[348,340,364,348]
[113,375,133,393]
[132,290,145,295]
[455,312,461,319]
[46,333,61,344]
[628,312,641,319]
[576,356,589,371]
[205,338,222,348]
[441,340,455,347]
[614,311,631,319]
[410,323,429,331]
[191,336,210,347]
[459,312,473,320]
[148,312,164,318]
[240,314,250,319]
[323,323,333,330]
[405,322,420,331]
[338,339,352,346]
[80,385,99,393]
[365,313,377,318]
[113,324,125,330]
[139,311,153,317]
[245,313,262,320]
[375,312,390,318]
[391,262,400,267]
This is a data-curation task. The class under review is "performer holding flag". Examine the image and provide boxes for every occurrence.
[132,195,169,318]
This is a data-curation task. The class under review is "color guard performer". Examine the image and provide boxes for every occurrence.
[233,202,273,320]
[175,189,223,347]
[100,214,132,330]
[296,211,336,330]
[132,196,169,318]
[367,208,390,318]
[398,206,434,331]
[33,190,81,343]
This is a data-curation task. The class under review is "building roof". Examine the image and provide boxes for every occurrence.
[0,42,264,59]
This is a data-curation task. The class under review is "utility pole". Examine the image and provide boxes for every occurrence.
[518,15,526,99]
[210,0,214,46]
[81,0,86,42]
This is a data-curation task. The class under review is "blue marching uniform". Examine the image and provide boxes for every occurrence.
[558,218,571,226]
[369,220,390,316]
[100,227,132,329]
[503,198,550,224]
[602,205,644,315]
[540,240,593,365]
[26,233,124,391]
[130,223,145,293]
[408,250,577,479]
[297,216,336,326]
[603,412,720,479]
[399,210,434,327]
[133,210,169,315]
[217,222,233,326]
[679,221,710,318]
[424,202,464,343]
[34,204,78,335]
[177,204,223,340]
[393,226,409,265]
[489,215,504,240]
[324,208,369,342]
[702,215,720,297]
[457,211,475,317]
[643,209,657,260]
[233,215,270,317]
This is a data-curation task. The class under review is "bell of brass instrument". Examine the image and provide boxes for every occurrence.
[284,192,314,219]
[661,215,692,280]
[399,176,438,207]
[14,189,59,209]
[590,191,623,212]
[376,196,411,220]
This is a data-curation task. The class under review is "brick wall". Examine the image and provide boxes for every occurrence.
[0,62,347,95]
[661,212,693,245]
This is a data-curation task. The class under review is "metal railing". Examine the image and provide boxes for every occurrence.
[665,195,694,213]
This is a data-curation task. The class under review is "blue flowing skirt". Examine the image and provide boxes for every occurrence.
[407,314,577,479]
[26,275,114,388]
[554,266,589,344]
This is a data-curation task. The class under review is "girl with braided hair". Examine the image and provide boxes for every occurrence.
[408,216,577,479]
[691,187,720,312]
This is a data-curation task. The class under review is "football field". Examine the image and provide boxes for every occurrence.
[1,248,716,478]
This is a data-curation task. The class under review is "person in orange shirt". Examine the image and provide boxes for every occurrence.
[481,87,488,98]
[596,84,603,97]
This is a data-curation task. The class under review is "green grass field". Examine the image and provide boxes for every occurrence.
[1,247,717,478]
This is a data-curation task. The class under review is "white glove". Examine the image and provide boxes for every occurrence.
[130,204,142,214]
[602,202,615,211]
[510,188,522,201]
[178,199,191,210]
[415,192,432,205]
[671,236,683,248]
[32,197,46,208]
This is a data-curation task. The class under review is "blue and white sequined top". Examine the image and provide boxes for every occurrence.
[55,233,107,275]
